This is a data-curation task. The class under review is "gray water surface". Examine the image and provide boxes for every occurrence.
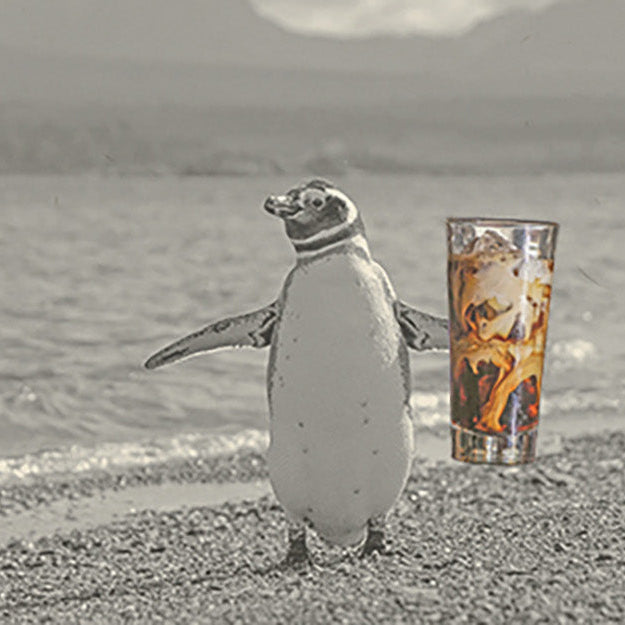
[1,173,623,472]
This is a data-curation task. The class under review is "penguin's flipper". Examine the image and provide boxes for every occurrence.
[144,302,279,370]
[394,301,449,352]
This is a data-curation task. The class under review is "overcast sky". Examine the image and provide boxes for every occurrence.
[251,0,562,37]
[2,0,620,102]
[0,0,568,56]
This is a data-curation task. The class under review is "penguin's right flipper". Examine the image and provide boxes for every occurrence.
[394,301,449,352]
[144,301,279,370]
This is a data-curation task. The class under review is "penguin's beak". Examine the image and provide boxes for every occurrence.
[264,194,301,219]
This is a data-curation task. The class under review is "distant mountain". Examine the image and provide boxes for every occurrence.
[0,0,624,105]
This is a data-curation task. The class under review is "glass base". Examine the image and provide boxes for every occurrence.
[450,423,538,465]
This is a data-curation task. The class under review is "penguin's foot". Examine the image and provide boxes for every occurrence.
[360,514,391,557]
[360,529,388,557]
[281,544,314,570]
[280,523,314,570]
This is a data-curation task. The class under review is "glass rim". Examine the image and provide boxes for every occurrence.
[447,217,559,229]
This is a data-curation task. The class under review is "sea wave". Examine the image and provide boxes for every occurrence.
[549,339,597,369]
[0,428,269,484]
[2,384,620,484]
[410,391,450,429]
[409,386,621,433]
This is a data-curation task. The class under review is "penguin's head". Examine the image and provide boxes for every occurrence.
[264,179,365,252]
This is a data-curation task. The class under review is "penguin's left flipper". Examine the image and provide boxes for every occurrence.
[394,301,449,352]
[144,301,279,370]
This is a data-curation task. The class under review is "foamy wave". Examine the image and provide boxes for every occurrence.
[2,386,619,483]
[0,394,453,482]
[409,387,621,429]
[549,339,597,369]
[0,428,269,484]
[541,392,620,415]
[410,391,450,429]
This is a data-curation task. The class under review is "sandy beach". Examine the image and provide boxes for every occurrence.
[0,430,623,624]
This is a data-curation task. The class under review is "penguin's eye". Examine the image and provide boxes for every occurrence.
[310,197,324,209]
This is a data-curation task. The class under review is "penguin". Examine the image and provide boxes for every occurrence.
[145,179,448,565]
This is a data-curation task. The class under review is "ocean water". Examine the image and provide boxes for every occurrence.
[1,173,624,480]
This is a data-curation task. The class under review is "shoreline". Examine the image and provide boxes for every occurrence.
[0,425,570,533]
[1,403,621,487]
[0,416,619,548]
[1,429,624,623]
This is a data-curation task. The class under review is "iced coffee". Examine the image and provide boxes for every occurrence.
[447,219,558,464]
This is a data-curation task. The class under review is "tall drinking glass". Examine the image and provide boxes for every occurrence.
[447,218,558,464]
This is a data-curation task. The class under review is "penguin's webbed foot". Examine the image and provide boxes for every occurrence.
[280,523,314,570]
[360,529,388,557]
[281,544,314,570]
[360,514,392,557]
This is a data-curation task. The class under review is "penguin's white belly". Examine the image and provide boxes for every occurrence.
[267,253,413,546]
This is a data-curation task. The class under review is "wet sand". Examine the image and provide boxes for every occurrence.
[1,431,624,624]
